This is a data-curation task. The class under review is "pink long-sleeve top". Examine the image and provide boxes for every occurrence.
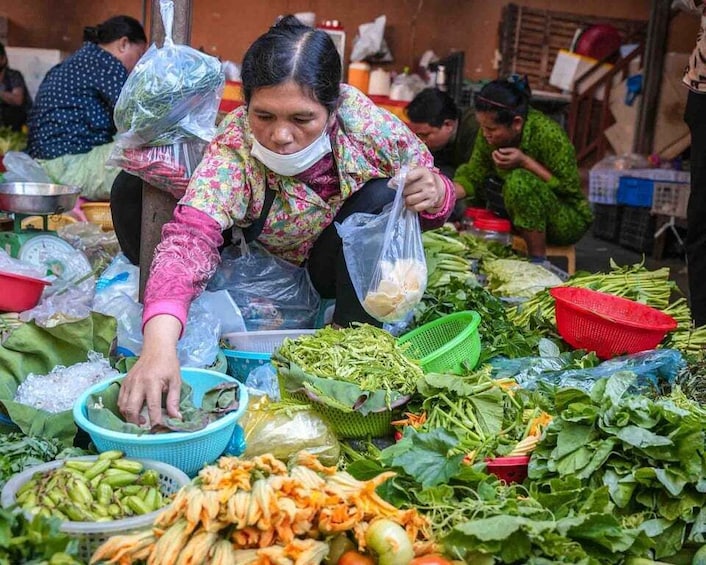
[143,85,455,330]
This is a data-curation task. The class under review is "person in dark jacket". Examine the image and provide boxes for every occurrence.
[0,42,31,131]
[406,87,479,219]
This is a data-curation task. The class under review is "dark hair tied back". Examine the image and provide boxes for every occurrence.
[83,15,146,45]
[474,74,532,125]
[507,74,532,99]
[241,14,341,114]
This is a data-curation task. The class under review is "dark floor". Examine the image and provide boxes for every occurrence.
[547,231,689,299]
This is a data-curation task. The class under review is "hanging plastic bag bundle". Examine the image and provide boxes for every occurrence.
[108,0,224,197]
[107,139,207,199]
[336,167,428,323]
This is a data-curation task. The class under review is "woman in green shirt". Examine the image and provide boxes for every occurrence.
[454,77,592,260]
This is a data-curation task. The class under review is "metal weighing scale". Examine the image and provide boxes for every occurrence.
[0,182,91,280]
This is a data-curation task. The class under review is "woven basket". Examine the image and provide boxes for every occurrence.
[80,202,113,231]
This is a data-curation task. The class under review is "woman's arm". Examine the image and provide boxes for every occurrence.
[0,86,23,106]
[453,134,494,202]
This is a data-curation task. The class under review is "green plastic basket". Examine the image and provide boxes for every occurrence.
[277,375,402,439]
[398,310,482,374]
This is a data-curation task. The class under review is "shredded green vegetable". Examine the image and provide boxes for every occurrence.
[275,325,424,395]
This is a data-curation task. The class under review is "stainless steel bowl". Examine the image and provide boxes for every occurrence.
[0,182,81,215]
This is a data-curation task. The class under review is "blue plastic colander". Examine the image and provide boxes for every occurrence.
[73,368,249,477]
[222,349,270,382]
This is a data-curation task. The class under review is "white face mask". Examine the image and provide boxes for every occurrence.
[251,127,332,177]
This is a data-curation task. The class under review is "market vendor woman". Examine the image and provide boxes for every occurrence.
[454,76,592,261]
[117,16,454,426]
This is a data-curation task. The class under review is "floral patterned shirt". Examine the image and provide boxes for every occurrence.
[674,0,706,93]
[180,84,436,264]
[143,85,452,328]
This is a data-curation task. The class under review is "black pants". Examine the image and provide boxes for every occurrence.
[110,171,143,266]
[685,90,706,326]
[307,179,395,327]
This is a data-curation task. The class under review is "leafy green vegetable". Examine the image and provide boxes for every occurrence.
[114,43,224,146]
[0,506,81,564]
[0,433,88,490]
[379,427,464,488]
[0,127,27,154]
[484,258,563,299]
[529,373,706,559]
[410,277,544,363]
[274,325,423,407]
[413,365,543,458]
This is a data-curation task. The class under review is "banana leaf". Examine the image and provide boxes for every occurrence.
[0,313,116,447]
[273,352,410,416]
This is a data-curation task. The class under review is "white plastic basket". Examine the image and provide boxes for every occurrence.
[1,456,190,563]
[589,168,690,204]
[651,181,690,219]
[222,329,317,354]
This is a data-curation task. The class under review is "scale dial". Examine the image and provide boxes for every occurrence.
[17,234,91,281]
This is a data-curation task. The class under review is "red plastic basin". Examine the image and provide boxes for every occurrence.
[485,455,530,483]
[550,287,678,359]
[0,270,50,312]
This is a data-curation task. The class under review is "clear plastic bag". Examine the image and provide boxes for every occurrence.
[107,139,207,199]
[491,347,685,395]
[207,239,320,331]
[2,151,52,183]
[0,249,48,280]
[335,168,427,323]
[112,0,225,147]
[241,395,340,466]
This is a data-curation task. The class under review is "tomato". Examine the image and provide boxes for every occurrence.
[337,550,375,565]
[410,555,453,565]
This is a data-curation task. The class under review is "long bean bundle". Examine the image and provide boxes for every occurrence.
[275,325,423,395]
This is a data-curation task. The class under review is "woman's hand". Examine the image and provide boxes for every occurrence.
[401,167,446,213]
[492,147,527,170]
[117,315,183,426]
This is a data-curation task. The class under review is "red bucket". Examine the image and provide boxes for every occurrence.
[485,455,530,483]
[0,271,50,312]
[550,287,678,359]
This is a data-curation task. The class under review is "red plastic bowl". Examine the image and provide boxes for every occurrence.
[485,455,530,483]
[550,286,678,359]
[0,270,50,312]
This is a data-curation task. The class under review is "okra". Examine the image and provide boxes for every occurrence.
[97,450,124,461]
[125,495,152,516]
[84,458,112,480]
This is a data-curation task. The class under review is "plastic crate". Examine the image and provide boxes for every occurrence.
[222,329,317,354]
[221,329,317,382]
[618,206,655,254]
[617,177,654,207]
[650,181,690,220]
[591,204,622,242]
[589,168,690,204]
